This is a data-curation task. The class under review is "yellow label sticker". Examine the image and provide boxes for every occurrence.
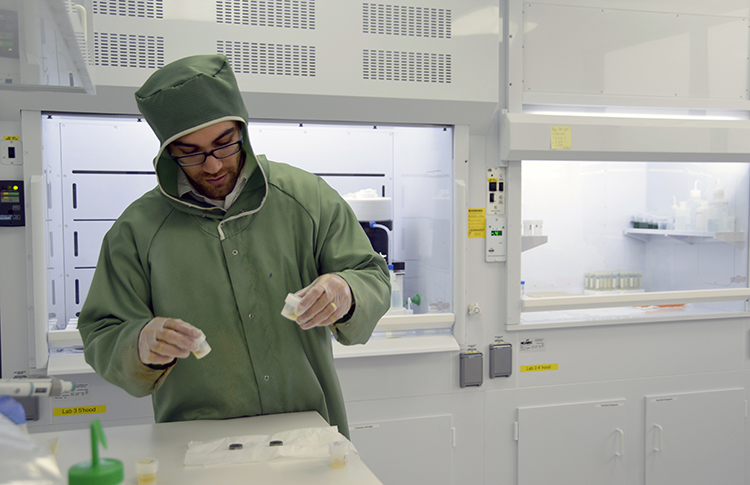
[520,363,559,373]
[53,405,107,417]
[550,126,571,150]
[468,208,486,238]
[3,136,20,141]
[487,178,498,183]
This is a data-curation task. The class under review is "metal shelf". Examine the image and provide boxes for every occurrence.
[522,235,548,252]
[623,229,745,248]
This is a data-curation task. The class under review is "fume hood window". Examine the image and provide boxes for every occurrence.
[42,114,453,343]
[520,160,749,324]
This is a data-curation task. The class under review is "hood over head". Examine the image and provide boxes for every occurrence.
[135,54,257,205]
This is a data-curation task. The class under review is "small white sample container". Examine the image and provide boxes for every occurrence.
[135,458,159,485]
[329,441,349,468]
[193,331,211,359]
[281,293,303,321]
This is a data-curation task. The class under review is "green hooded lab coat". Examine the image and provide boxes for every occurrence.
[77,55,390,436]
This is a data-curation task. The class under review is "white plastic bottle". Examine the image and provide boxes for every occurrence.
[674,201,690,231]
[707,185,729,232]
[387,264,405,314]
[686,180,703,231]
[695,201,709,232]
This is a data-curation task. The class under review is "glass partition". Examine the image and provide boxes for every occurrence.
[42,114,454,353]
[520,160,749,324]
[0,0,94,93]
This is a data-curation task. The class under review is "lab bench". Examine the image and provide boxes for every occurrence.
[30,411,382,484]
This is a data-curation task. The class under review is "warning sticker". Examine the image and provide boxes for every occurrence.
[468,208,486,238]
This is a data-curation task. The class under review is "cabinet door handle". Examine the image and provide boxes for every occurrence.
[615,428,624,457]
[654,424,663,452]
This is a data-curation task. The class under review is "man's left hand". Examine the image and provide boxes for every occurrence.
[295,274,352,330]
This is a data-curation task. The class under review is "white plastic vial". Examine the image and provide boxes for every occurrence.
[329,441,349,468]
[281,293,303,321]
[193,331,211,359]
[135,458,159,485]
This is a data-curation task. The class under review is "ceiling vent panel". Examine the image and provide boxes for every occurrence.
[363,50,451,83]
[93,0,164,19]
[362,3,451,39]
[216,0,316,29]
[94,33,165,68]
[218,40,316,76]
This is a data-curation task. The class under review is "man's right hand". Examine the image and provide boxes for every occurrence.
[138,317,203,366]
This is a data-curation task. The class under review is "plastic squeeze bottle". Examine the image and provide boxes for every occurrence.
[707,183,729,232]
[68,418,124,485]
[686,180,703,230]
[674,201,690,231]
[695,201,709,232]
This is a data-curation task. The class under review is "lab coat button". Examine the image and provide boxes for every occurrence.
[264,375,270,381]
[232,249,238,255]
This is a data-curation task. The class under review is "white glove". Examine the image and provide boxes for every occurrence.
[138,317,203,366]
[295,274,353,330]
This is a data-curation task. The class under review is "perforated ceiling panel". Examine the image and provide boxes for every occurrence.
[88,0,496,108]
[216,0,316,29]
[362,3,451,38]
[93,0,164,18]
[363,49,451,83]
[94,33,165,68]
[218,40,316,76]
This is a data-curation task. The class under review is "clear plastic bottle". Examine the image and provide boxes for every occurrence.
[695,201,709,232]
[388,264,404,314]
[686,180,703,231]
[674,201,690,231]
[708,185,729,232]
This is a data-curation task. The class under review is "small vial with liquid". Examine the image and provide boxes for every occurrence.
[329,441,349,468]
[135,458,159,485]
[281,293,303,321]
[193,331,211,359]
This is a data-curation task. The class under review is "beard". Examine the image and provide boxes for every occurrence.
[185,152,244,200]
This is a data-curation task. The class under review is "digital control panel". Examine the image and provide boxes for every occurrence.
[486,167,506,262]
[0,180,24,226]
[486,215,506,262]
[486,167,505,215]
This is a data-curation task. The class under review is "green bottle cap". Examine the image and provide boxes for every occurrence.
[68,418,124,485]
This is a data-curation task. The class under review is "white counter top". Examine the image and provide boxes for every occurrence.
[31,411,382,485]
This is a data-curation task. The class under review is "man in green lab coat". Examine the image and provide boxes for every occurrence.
[78,55,390,437]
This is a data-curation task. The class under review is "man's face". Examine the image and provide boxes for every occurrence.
[170,121,244,200]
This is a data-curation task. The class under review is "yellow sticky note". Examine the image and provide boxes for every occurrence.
[468,208,486,238]
[550,126,571,149]
[53,405,107,417]
[520,363,559,373]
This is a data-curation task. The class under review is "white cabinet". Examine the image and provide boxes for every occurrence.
[515,389,746,485]
[517,399,627,485]
[645,388,745,485]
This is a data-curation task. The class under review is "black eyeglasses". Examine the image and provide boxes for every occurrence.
[170,137,243,167]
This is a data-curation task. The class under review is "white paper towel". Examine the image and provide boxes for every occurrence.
[184,426,354,467]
